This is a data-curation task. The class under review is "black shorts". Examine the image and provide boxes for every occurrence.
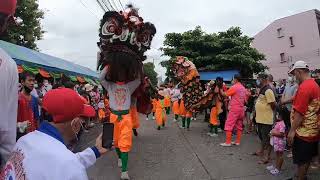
[257,123,272,147]
[292,137,319,165]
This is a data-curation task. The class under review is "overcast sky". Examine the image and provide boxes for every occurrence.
[36,0,320,78]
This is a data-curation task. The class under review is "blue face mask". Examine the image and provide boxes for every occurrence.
[256,79,261,87]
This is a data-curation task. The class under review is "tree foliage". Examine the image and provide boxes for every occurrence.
[160,26,267,78]
[143,62,158,86]
[1,0,44,50]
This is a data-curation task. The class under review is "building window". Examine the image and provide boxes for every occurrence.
[277,28,284,38]
[280,53,285,63]
[289,36,294,47]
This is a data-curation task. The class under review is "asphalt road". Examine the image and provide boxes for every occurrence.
[75,113,320,180]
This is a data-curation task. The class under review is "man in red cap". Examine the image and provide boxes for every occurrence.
[1,88,108,180]
[0,0,18,167]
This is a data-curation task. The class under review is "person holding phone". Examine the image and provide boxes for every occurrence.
[1,88,108,180]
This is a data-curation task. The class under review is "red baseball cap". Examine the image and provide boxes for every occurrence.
[80,96,96,117]
[42,88,95,123]
[0,0,17,15]
[81,104,96,118]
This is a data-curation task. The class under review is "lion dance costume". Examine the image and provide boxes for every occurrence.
[97,5,156,180]
[169,56,221,130]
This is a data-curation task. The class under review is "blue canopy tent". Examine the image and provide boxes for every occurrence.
[0,40,98,79]
[199,70,239,81]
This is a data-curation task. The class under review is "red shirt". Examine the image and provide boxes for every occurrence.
[17,93,37,132]
[293,79,320,142]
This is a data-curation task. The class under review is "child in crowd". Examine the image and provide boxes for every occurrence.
[267,109,286,175]
[155,94,167,130]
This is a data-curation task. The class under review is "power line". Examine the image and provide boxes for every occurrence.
[78,0,100,18]
[117,0,124,10]
[96,0,109,12]
[102,0,115,11]
[110,0,121,11]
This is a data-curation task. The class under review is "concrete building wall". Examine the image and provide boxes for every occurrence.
[252,9,320,79]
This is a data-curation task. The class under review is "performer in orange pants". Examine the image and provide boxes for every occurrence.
[155,96,167,130]
[164,95,171,115]
[151,98,157,120]
[130,97,140,136]
[179,99,192,130]
[208,100,222,137]
[172,100,180,122]
[110,112,133,175]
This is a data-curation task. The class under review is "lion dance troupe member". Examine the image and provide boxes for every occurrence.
[171,86,181,122]
[130,97,140,136]
[155,93,167,130]
[179,99,193,130]
[97,5,156,180]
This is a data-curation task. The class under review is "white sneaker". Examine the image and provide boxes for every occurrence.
[194,118,197,121]
[121,171,130,180]
[217,128,223,133]
[220,143,232,147]
[179,126,186,129]
[118,159,122,168]
[266,165,275,171]
[231,141,240,146]
[146,118,149,121]
[173,119,177,122]
[211,133,218,137]
[152,117,155,120]
[206,132,213,136]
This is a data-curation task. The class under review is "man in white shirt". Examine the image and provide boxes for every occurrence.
[1,88,109,180]
[0,0,19,167]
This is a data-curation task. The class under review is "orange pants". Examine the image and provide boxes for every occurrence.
[164,97,171,108]
[98,108,106,122]
[179,100,186,117]
[152,99,157,113]
[155,107,167,126]
[110,113,133,152]
[210,101,222,126]
[130,106,140,129]
[172,101,180,115]
[155,100,167,126]
[186,111,193,118]
[210,107,219,126]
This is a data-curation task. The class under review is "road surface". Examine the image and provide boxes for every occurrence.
[75,113,320,180]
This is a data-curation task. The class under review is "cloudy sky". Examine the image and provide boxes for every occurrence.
[37,0,320,78]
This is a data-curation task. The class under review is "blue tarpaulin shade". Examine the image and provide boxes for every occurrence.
[199,70,239,81]
[0,40,98,78]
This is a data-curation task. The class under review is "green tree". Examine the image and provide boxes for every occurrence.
[1,0,44,50]
[161,26,267,78]
[143,62,158,85]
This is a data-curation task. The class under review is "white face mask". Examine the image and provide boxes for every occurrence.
[34,84,38,88]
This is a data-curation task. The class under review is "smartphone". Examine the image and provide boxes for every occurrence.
[102,122,114,149]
